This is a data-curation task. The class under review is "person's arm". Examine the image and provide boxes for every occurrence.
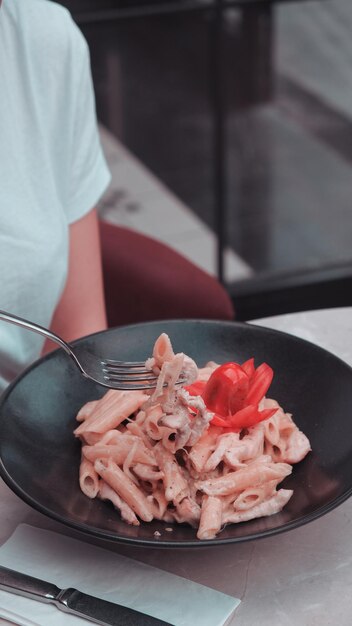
[43,208,107,353]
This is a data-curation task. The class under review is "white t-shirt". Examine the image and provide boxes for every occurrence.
[0,0,111,391]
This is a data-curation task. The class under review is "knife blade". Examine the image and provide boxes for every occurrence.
[0,565,174,626]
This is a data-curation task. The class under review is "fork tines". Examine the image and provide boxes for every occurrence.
[101,360,157,387]
[102,360,148,369]
[101,359,186,390]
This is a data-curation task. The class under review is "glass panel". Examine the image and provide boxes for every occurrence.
[224,0,352,282]
[74,0,352,309]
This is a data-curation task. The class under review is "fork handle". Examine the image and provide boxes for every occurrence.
[0,309,73,357]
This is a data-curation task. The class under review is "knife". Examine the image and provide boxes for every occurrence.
[0,565,174,626]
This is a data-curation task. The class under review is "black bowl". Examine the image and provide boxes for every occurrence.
[0,319,351,547]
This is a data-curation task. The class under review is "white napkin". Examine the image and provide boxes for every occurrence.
[0,525,240,626]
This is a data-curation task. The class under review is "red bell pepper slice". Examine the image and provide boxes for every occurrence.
[210,405,277,429]
[202,362,249,417]
[186,380,206,396]
[241,357,255,379]
[186,359,275,431]
[246,362,274,406]
[227,405,277,429]
[210,414,231,428]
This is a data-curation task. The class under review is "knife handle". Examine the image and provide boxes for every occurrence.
[0,565,60,604]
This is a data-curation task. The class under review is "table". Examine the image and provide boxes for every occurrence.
[1,307,351,625]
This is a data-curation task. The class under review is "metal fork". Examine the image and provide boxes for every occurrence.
[0,310,169,391]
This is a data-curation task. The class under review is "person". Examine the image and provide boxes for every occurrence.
[0,0,111,391]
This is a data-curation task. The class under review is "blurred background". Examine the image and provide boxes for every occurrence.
[59,0,352,320]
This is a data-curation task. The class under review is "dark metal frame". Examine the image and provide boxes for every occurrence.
[231,263,352,321]
[71,0,319,291]
[71,0,284,284]
[72,0,312,24]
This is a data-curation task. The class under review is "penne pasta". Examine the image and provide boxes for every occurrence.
[147,488,171,520]
[133,463,164,482]
[82,439,156,466]
[76,400,99,423]
[152,333,175,365]
[143,405,168,441]
[223,489,294,524]
[79,456,100,499]
[281,428,312,464]
[74,390,149,435]
[204,432,241,472]
[75,333,311,540]
[233,479,278,511]
[154,443,189,503]
[197,496,223,540]
[195,462,292,497]
[188,430,218,473]
[99,481,140,526]
[174,497,201,527]
[94,458,153,522]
